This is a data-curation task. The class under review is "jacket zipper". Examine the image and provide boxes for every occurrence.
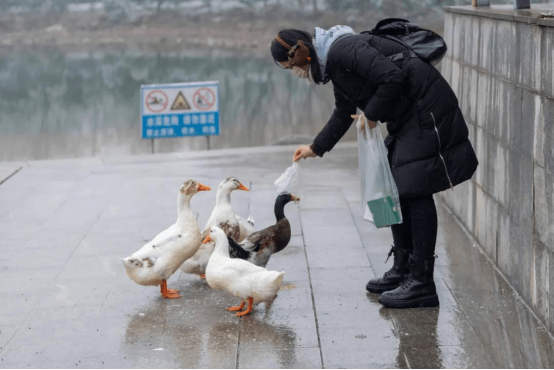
[431,112,454,190]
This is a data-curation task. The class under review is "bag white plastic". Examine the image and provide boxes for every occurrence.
[356,114,403,227]
[274,161,303,197]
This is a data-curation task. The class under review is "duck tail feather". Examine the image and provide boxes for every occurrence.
[227,235,251,260]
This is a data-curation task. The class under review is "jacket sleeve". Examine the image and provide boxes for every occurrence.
[311,83,357,157]
[332,38,406,123]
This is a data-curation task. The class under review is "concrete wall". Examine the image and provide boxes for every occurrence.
[440,5,554,332]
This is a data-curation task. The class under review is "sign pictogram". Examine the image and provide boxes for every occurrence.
[145,90,168,113]
[193,87,216,111]
[170,91,191,110]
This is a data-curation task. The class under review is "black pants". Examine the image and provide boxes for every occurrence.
[391,195,437,259]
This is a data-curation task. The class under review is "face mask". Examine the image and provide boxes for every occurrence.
[307,65,315,84]
[292,65,309,79]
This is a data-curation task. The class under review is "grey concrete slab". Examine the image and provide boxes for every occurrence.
[0,166,22,186]
[1,143,554,368]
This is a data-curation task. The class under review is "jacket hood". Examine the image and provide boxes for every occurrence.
[313,25,355,83]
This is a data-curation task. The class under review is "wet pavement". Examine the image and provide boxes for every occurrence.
[1,142,554,369]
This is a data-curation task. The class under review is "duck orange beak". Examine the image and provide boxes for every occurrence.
[290,195,300,202]
[198,183,211,191]
[203,235,212,243]
[238,183,250,191]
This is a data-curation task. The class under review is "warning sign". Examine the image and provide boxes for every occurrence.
[171,91,191,111]
[140,81,219,139]
[193,87,216,111]
[145,90,168,113]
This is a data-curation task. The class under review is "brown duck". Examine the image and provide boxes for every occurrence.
[228,192,299,267]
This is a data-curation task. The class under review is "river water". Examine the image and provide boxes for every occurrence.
[0,47,352,162]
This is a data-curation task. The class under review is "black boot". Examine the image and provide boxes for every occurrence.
[379,255,439,308]
[366,245,411,294]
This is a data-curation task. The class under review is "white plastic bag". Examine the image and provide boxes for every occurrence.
[356,114,403,227]
[274,161,303,197]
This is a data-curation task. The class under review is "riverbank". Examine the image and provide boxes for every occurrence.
[0,7,445,54]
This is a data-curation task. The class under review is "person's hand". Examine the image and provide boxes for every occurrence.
[293,145,317,162]
[351,114,377,131]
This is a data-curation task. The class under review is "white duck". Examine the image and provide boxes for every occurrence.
[121,179,211,298]
[204,227,284,316]
[179,177,249,278]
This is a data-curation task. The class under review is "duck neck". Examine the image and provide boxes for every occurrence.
[177,195,193,224]
[216,189,231,206]
[274,199,287,221]
[214,236,230,257]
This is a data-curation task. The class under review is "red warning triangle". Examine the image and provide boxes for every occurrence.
[170,91,191,110]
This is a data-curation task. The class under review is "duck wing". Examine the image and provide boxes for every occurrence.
[236,215,255,241]
[240,229,267,253]
[218,220,241,241]
[237,227,278,268]
[227,236,252,260]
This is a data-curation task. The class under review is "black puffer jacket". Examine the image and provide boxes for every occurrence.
[311,33,478,198]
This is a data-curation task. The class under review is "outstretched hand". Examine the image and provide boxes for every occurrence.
[293,145,317,162]
[351,114,377,131]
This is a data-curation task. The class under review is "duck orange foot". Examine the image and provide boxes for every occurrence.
[199,274,206,279]
[160,280,182,299]
[226,301,245,312]
[236,297,254,317]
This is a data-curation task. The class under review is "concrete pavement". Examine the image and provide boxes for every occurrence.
[1,143,553,368]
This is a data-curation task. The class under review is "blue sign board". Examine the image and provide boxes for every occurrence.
[140,81,219,139]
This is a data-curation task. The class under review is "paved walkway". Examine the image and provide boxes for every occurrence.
[1,143,554,368]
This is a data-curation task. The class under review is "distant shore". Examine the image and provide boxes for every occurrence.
[0,8,444,54]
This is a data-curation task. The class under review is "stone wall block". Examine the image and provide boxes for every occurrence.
[519,154,534,224]
[508,86,524,151]
[475,126,486,188]
[479,17,496,73]
[533,240,550,328]
[441,56,453,85]
[497,210,511,274]
[507,153,534,227]
[490,78,517,146]
[543,97,554,175]
[533,26,543,93]
[474,185,487,254]
[442,178,474,230]
[516,23,542,92]
[493,20,517,81]
[484,133,498,200]
[459,15,469,64]
[444,13,454,53]
[533,95,546,167]
[475,186,498,260]
[451,15,463,62]
[541,27,553,98]
[492,142,509,208]
[488,77,501,138]
[465,16,480,67]
[534,165,554,252]
[507,149,522,218]
[469,69,479,123]
[476,71,491,130]
[520,89,537,158]
[550,251,554,333]
[459,65,471,119]
[509,217,534,300]
[451,60,462,100]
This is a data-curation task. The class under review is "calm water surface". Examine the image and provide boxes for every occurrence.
[0,48,353,161]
